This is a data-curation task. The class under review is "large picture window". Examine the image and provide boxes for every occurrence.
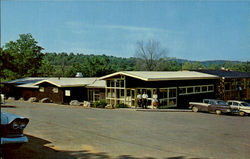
[106,77,126,105]
[159,87,177,107]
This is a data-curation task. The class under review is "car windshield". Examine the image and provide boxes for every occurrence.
[241,102,250,106]
[216,100,228,105]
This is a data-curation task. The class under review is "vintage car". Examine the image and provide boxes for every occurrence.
[189,99,231,115]
[1,112,29,147]
[227,100,250,116]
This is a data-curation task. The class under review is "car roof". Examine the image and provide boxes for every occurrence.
[227,100,245,103]
[204,99,224,102]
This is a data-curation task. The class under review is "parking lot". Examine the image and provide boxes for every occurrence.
[1,100,250,159]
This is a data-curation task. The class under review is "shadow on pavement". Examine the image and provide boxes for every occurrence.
[0,105,17,108]
[1,135,207,159]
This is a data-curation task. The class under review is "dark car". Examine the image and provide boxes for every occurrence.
[189,99,231,115]
[1,112,29,147]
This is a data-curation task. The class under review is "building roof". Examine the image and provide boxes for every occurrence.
[16,83,39,89]
[99,71,219,81]
[3,77,105,88]
[196,70,250,78]
[33,78,98,87]
[86,79,106,88]
[3,77,46,85]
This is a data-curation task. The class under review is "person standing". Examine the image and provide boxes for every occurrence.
[142,90,148,109]
[137,91,142,108]
[152,90,158,108]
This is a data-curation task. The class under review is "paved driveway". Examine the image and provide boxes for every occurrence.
[1,101,250,159]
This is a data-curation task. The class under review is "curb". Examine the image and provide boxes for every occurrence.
[136,109,192,112]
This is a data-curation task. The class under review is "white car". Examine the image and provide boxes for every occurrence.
[227,100,250,116]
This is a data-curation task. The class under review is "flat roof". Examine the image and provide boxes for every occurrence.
[99,71,219,81]
[3,77,46,85]
[86,79,106,88]
[196,70,250,78]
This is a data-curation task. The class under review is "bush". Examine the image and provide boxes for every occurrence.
[115,103,129,108]
[92,99,107,108]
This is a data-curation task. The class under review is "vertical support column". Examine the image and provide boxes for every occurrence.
[167,88,170,107]
[114,80,117,106]
[93,89,95,102]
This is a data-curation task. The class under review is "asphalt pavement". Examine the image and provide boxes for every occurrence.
[1,100,250,159]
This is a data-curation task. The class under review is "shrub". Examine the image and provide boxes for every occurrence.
[92,99,107,108]
[116,103,129,108]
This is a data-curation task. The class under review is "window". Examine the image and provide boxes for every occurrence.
[127,90,131,96]
[121,89,124,97]
[158,88,177,107]
[195,87,201,92]
[232,102,239,106]
[169,99,176,106]
[39,87,44,92]
[208,85,213,91]
[179,88,186,94]
[107,80,111,87]
[209,101,215,105]
[187,87,193,93]
[202,86,207,92]
[111,80,115,87]
[65,90,71,96]
[107,89,111,97]
[52,88,58,93]
[169,89,176,98]
[121,80,125,87]
[179,85,214,95]
[116,80,120,87]
[241,102,250,106]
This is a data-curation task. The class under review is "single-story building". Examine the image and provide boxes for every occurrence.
[2,77,45,100]
[99,71,220,108]
[196,70,250,101]
[3,70,249,108]
[2,77,106,104]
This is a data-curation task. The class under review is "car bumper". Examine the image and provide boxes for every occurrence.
[1,136,28,145]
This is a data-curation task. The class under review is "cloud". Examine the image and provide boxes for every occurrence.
[61,20,186,57]
[64,21,183,35]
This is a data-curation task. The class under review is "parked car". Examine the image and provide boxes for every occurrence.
[1,112,29,147]
[189,99,231,115]
[227,100,250,116]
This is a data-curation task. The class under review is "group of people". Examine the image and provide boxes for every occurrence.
[137,90,158,109]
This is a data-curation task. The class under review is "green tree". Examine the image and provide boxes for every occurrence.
[38,59,56,77]
[207,63,221,70]
[182,62,206,70]
[2,33,44,79]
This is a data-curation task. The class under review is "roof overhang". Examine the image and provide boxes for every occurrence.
[99,71,219,81]
[33,80,87,88]
[99,72,148,81]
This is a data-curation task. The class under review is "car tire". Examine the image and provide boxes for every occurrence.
[239,111,245,116]
[215,110,222,115]
[192,106,198,112]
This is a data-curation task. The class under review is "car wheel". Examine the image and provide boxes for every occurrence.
[192,106,198,112]
[215,110,222,115]
[239,111,245,116]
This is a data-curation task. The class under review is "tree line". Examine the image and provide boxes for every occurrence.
[0,33,249,81]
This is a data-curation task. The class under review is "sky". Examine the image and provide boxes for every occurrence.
[1,0,250,61]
